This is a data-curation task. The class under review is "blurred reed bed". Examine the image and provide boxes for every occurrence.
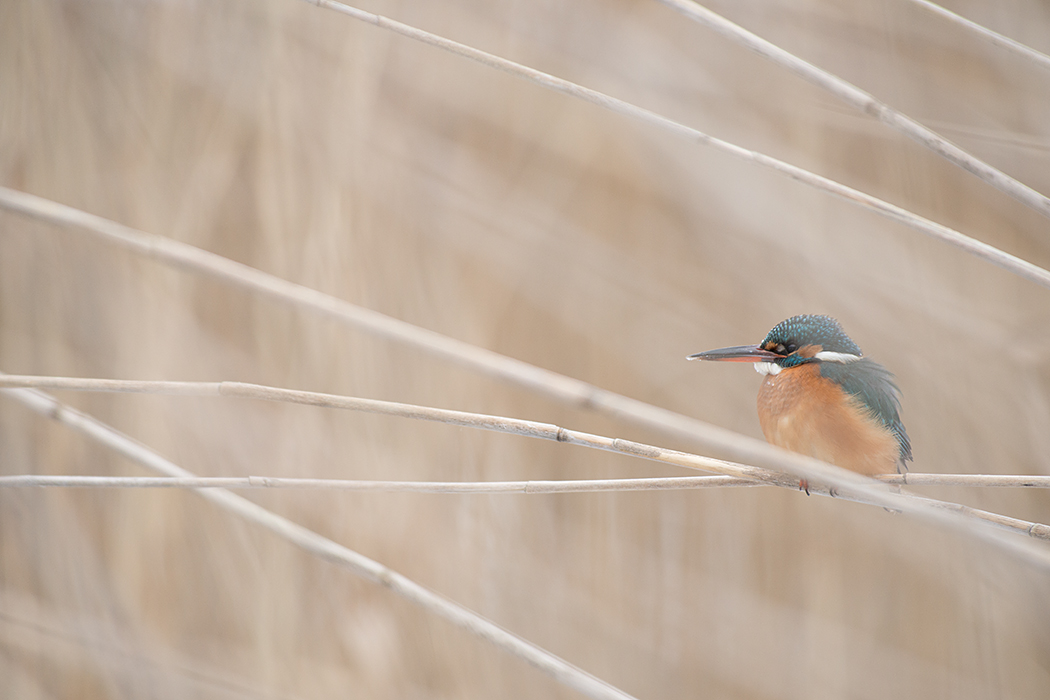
[1,1,1049,698]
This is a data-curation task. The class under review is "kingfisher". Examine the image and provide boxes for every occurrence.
[688,314,911,477]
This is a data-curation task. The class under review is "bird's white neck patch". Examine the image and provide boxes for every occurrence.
[813,351,862,363]
[754,362,781,376]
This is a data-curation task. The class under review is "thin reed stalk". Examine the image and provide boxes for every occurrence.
[906,0,1050,71]
[0,385,639,700]
[0,474,754,492]
[3,375,1050,550]
[3,473,1048,491]
[654,0,1050,217]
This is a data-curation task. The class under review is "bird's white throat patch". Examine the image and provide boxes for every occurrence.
[813,351,862,363]
[754,362,781,376]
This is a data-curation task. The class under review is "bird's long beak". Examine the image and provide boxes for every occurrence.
[687,344,781,362]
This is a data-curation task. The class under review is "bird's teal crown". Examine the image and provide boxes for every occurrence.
[761,314,861,368]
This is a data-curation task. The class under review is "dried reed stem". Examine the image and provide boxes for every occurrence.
[655,0,1050,217]
[289,4,1050,285]
[0,385,638,700]
[890,473,1050,488]
[906,0,1050,71]
[3,375,1050,551]
[0,474,753,492]
[4,472,1050,491]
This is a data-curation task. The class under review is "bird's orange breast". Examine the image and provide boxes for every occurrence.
[756,363,900,475]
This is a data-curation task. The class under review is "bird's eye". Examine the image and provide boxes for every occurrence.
[785,343,798,353]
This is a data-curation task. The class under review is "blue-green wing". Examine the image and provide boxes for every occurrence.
[820,358,912,466]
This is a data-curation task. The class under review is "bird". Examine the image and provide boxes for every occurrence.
[688,314,911,479]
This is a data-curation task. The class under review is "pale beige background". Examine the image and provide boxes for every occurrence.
[2,0,1049,698]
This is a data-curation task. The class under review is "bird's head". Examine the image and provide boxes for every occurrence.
[688,314,863,376]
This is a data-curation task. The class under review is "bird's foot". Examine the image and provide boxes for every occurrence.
[799,479,810,496]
